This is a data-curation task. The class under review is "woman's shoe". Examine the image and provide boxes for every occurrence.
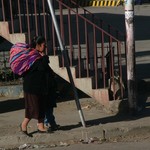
[19,124,28,135]
[51,124,60,131]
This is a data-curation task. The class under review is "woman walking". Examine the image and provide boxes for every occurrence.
[20,36,51,134]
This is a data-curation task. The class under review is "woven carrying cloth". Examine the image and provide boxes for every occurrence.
[9,43,41,75]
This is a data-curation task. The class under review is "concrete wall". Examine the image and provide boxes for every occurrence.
[0,85,23,98]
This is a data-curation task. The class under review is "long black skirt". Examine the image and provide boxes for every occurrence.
[24,92,46,122]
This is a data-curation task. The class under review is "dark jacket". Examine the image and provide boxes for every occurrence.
[45,65,57,108]
[23,55,54,95]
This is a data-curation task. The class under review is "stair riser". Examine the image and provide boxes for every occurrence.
[49,56,110,107]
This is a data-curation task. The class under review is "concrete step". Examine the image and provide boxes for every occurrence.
[9,33,26,44]
[49,55,109,107]
[0,22,10,41]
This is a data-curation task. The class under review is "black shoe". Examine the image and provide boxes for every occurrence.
[19,124,30,136]
[51,124,60,131]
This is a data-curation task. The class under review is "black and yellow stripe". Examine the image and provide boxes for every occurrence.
[76,0,123,7]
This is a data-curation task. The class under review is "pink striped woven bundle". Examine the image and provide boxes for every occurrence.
[9,43,41,75]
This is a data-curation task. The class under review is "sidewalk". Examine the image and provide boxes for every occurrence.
[0,96,150,149]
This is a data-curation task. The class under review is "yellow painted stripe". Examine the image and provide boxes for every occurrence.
[100,1,103,6]
[92,1,96,6]
[78,0,122,7]
[108,1,111,6]
[111,1,114,6]
[116,0,121,6]
[104,1,107,6]
[96,1,99,6]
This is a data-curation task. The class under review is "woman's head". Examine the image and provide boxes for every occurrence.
[30,36,46,54]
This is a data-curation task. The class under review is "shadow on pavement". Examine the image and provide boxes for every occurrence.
[58,123,82,131]
[86,94,150,127]
[28,124,81,135]
[86,105,150,127]
[85,80,150,127]
[0,98,24,114]
[0,79,149,130]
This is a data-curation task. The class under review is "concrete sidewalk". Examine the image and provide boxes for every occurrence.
[0,96,150,149]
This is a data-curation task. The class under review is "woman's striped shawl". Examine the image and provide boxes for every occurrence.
[9,43,41,75]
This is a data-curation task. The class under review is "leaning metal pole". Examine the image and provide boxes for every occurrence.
[47,0,86,127]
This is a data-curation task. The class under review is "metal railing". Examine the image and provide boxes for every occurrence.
[0,0,126,99]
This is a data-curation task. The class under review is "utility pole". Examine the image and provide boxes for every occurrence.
[124,0,137,114]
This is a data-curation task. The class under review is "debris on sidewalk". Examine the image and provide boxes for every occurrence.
[18,143,30,149]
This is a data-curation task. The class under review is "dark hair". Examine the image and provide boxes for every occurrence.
[30,36,45,48]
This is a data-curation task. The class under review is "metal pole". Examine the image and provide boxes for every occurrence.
[47,0,86,127]
[124,0,137,115]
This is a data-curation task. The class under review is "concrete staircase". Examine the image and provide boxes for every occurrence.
[0,21,26,70]
[49,56,110,107]
[0,21,25,44]
[0,20,111,107]
[0,21,110,107]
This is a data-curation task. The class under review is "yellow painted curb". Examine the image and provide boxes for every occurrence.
[76,0,124,7]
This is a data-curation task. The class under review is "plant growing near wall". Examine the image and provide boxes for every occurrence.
[0,68,21,85]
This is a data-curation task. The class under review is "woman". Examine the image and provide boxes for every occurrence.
[20,36,51,134]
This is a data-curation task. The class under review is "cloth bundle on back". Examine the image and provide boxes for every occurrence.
[9,43,41,75]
